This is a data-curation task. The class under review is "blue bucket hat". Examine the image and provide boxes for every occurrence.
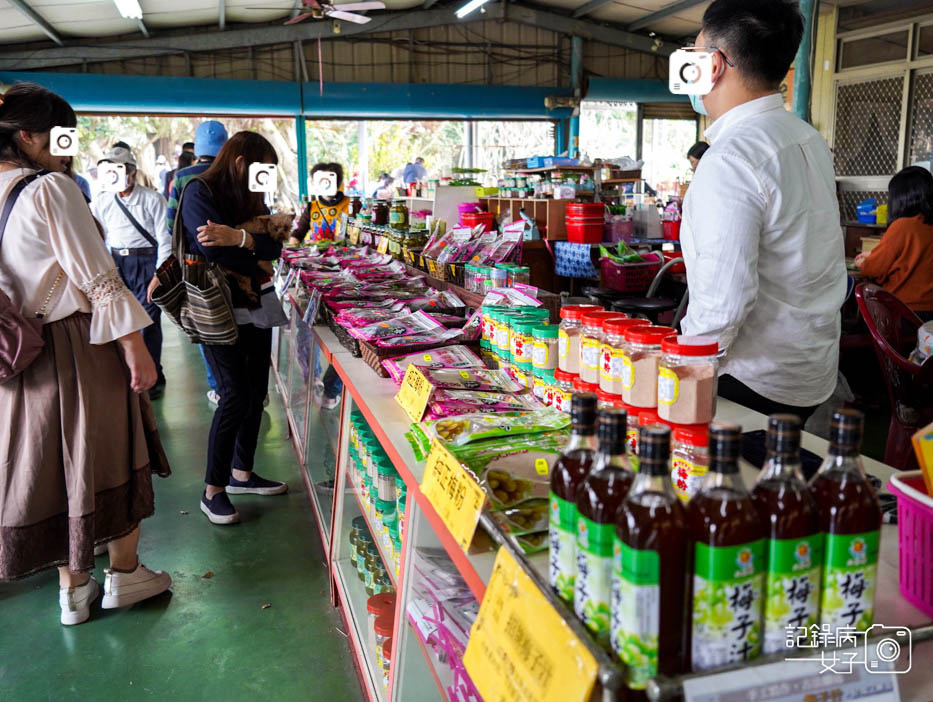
[194,120,228,158]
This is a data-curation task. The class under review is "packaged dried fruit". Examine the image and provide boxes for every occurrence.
[372,328,462,349]
[489,498,548,535]
[430,389,543,414]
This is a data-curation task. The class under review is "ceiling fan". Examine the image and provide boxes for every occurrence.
[285,0,386,24]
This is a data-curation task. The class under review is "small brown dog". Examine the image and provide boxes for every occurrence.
[227,212,295,305]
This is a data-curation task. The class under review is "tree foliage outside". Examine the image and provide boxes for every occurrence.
[579,101,638,161]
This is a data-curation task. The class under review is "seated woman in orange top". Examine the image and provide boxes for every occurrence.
[856,166,933,321]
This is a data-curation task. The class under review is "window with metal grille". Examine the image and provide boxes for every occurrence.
[908,72,933,165]
[833,77,904,176]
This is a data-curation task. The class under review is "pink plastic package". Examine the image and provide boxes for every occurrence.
[430,389,542,415]
[348,310,442,342]
[382,345,484,385]
[336,306,411,327]
[419,367,524,393]
[372,328,462,349]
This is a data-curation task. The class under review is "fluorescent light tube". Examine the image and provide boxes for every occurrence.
[455,0,491,18]
[113,0,143,20]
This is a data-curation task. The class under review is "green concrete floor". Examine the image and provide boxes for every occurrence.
[0,323,363,702]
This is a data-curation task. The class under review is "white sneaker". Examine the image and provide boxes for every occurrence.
[101,563,172,609]
[60,576,100,626]
[207,390,220,406]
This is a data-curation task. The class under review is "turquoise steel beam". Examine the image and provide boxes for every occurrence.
[295,115,308,203]
[569,35,583,158]
[793,0,816,123]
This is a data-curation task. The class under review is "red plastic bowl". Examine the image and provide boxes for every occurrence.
[662,250,686,274]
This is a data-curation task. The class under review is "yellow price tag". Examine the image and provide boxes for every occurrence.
[464,548,599,702]
[534,458,549,476]
[348,225,360,246]
[420,440,486,551]
[423,354,432,363]
[377,236,390,255]
[394,364,433,422]
[459,370,471,380]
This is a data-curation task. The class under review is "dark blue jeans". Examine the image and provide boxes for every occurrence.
[202,324,272,487]
[112,252,164,385]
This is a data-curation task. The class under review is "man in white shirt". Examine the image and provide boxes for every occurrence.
[680,0,847,422]
[91,146,169,398]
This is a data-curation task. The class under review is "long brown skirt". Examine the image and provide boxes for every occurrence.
[0,313,166,581]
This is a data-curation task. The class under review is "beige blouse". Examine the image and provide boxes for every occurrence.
[0,168,152,344]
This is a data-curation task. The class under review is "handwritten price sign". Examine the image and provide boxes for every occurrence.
[394,364,433,423]
[420,440,486,551]
[464,548,599,702]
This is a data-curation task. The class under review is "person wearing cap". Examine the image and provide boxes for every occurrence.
[91,146,169,399]
[161,120,229,405]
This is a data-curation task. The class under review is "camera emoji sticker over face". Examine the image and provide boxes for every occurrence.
[249,163,278,193]
[99,163,127,193]
[50,127,79,156]
[669,49,715,95]
[312,170,338,198]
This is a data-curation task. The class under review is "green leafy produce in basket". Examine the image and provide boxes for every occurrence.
[599,241,644,264]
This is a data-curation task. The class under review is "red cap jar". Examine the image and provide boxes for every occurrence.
[558,304,603,375]
[599,318,646,397]
[670,424,710,502]
[578,311,627,386]
[657,335,719,425]
[621,325,675,409]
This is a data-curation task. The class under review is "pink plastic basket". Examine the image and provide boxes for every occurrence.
[600,252,662,293]
[887,471,933,618]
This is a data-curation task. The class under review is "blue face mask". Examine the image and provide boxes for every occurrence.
[690,92,708,116]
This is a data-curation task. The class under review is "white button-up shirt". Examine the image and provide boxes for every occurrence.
[680,93,847,407]
[91,184,170,266]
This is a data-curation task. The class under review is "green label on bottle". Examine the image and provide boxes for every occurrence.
[548,493,577,603]
[691,540,765,671]
[613,541,660,690]
[763,535,824,655]
[575,515,614,645]
[820,530,880,633]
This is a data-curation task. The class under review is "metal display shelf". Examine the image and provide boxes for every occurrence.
[273,284,932,702]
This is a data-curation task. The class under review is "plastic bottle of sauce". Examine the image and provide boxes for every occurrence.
[558,304,603,375]
[575,408,634,648]
[613,425,689,699]
[549,392,598,604]
[808,409,881,633]
[751,415,823,655]
[688,423,766,672]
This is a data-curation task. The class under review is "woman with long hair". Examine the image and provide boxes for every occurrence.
[856,166,933,320]
[0,83,171,625]
[175,131,288,525]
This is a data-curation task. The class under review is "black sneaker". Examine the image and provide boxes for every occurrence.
[226,473,288,496]
[148,382,165,401]
[200,491,240,525]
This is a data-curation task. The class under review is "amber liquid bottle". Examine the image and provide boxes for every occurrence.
[614,425,689,700]
[549,392,598,605]
[688,423,766,672]
[809,409,882,632]
[575,409,634,649]
[751,415,824,655]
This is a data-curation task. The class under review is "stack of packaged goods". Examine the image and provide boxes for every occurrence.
[350,409,406,578]
[548,393,883,700]
[407,548,482,702]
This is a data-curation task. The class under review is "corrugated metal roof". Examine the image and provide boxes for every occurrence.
[0,0,707,46]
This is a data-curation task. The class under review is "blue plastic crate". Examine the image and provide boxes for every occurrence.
[526,156,579,169]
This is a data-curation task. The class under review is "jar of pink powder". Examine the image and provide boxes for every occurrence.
[657,335,719,425]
